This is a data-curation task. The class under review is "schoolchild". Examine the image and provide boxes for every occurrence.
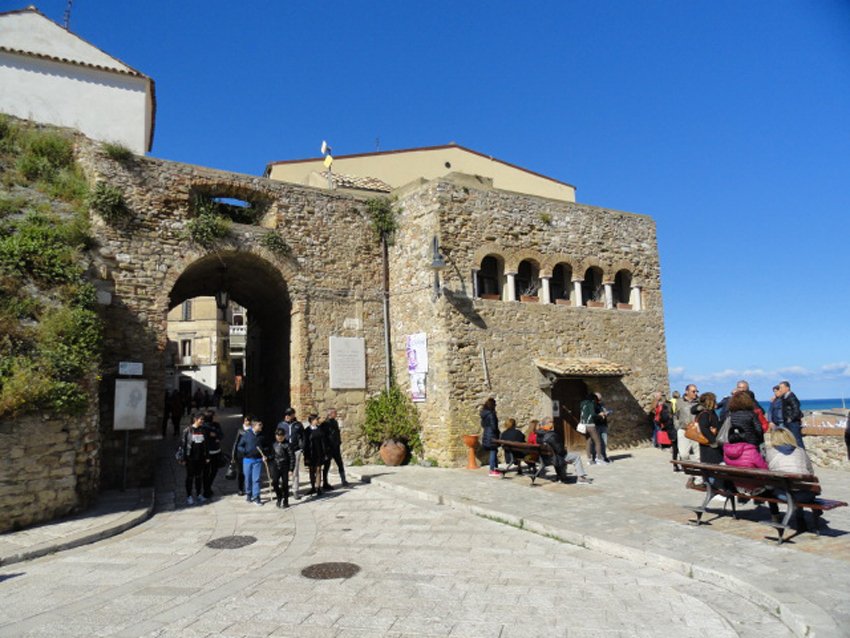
[237,420,265,505]
[202,410,223,499]
[303,413,330,497]
[232,415,252,496]
[179,413,209,505]
[322,408,349,488]
[277,408,305,499]
[270,427,293,508]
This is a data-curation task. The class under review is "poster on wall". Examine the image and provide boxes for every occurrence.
[114,378,147,431]
[329,336,366,389]
[406,333,428,402]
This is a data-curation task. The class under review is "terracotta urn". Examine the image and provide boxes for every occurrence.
[379,440,407,466]
[462,434,480,470]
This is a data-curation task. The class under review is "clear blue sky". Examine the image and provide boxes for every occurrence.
[15,0,850,400]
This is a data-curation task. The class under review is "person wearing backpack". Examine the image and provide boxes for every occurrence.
[179,413,209,506]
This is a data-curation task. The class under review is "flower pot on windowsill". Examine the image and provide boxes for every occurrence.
[585,300,604,308]
[616,302,633,310]
[519,295,539,303]
[555,298,572,306]
[479,293,501,300]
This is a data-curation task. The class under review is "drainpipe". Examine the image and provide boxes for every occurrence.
[381,233,392,391]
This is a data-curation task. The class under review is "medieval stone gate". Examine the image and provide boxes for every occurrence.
[78,143,390,487]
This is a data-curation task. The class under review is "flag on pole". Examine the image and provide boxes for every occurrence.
[323,154,333,168]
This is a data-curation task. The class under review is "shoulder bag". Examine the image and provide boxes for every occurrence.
[715,415,732,445]
[684,420,708,445]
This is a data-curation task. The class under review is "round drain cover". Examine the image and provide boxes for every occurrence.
[205,535,257,549]
[301,562,361,580]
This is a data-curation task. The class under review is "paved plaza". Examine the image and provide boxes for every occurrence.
[1,410,849,637]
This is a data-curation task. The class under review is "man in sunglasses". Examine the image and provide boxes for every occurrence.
[674,384,700,461]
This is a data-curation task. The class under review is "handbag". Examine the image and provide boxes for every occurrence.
[684,420,709,446]
[715,415,732,445]
[224,460,237,480]
[576,422,587,434]
[174,446,185,462]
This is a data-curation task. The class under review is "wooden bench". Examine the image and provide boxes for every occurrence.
[671,459,848,544]
[492,439,555,484]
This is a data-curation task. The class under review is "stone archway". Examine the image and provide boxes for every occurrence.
[166,251,292,430]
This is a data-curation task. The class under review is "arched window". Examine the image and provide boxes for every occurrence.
[613,269,632,307]
[476,255,504,299]
[550,263,572,304]
[581,266,603,306]
[515,259,540,300]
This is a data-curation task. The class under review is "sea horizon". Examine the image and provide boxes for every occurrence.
[757,398,848,413]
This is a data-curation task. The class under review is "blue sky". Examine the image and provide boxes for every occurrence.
[13,1,850,400]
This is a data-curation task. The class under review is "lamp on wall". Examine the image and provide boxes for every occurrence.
[430,235,447,300]
[214,266,229,316]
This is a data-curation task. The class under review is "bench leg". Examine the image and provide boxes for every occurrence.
[777,492,797,545]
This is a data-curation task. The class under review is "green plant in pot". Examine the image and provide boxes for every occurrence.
[363,385,421,465]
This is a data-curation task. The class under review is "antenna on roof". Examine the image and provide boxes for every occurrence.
[375,137,380,152]
[63,0,73,30]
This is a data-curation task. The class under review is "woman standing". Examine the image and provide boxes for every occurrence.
[694,392,723,465]
[480,398,500,477]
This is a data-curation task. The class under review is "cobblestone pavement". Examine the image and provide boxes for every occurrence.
[0,411,845,637]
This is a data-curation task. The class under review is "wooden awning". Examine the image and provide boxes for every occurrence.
[535,357,629,378]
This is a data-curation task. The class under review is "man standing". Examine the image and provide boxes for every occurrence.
[768,385,785,429]
[276,408,305,499]
[674,384,700,461]
[322,408,349,489]
[779,380,805,448]
[718,379,751,422]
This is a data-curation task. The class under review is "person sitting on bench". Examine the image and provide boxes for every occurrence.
[765,427,818,530]
[537,418,593,485]
[500,418,527,474]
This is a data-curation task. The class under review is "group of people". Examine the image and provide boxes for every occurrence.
[653,379,820,530]
[479,394,612,485]
[230,407,349,508]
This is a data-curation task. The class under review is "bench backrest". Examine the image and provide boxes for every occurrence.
[673,460,821,494]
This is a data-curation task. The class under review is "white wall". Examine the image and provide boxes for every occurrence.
[0,51,151,153]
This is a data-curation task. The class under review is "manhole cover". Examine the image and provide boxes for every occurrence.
[205,535,257,549]
[301,562,361,580]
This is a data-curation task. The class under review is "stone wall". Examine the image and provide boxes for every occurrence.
[76,140,391,485]
[0,407,100,533]
[389,176,668,465]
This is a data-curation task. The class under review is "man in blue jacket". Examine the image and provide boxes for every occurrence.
[237,420,265,505]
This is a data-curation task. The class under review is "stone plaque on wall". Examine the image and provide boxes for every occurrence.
[329,336,366,389]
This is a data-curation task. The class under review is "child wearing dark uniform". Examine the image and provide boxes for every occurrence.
[303,414,330,497]
[271,427,293,508]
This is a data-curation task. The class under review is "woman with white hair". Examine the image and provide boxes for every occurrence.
[765,427,818,531]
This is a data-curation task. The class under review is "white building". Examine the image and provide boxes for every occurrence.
[0,6,155,154]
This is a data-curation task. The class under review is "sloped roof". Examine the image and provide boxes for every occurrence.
[319,170,392,193]
[0,7,148,78]
[535,357,629,378]
[266,143,576,190]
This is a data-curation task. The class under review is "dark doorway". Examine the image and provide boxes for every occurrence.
[168,252,290,428]
[551,378,588,451]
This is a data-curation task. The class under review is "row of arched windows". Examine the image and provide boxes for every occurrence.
[474,256,642,309]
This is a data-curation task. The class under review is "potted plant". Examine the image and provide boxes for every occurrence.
[519,283,539,303]
[362,385,422,465]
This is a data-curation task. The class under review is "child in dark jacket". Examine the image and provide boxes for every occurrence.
[271,427,293,508]
[303,414,330,496]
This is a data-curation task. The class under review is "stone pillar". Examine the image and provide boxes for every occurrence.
[604,283,613,309]
[631,286,642,311]
[505,272,517,301]
[471,269,479,298]
[539,276,551,304]
[573,280,583,307]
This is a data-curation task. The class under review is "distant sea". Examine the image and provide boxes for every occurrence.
[757,398,848,413]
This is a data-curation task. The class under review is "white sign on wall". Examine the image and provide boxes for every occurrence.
[118,361,143,376]
[114,378,147,431]
[329,336,366,389]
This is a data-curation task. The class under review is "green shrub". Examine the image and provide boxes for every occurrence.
[0,214,81,284]
[366,197,399,239]
[102,141,134,162]
[16,129,74,181]
[47,165,89,208]
[187,207,231,248]
[363,385,422,453]
[260,231,289,255]
[88,182,128,222]
[36,306,101,381]
[0,194,26,218]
